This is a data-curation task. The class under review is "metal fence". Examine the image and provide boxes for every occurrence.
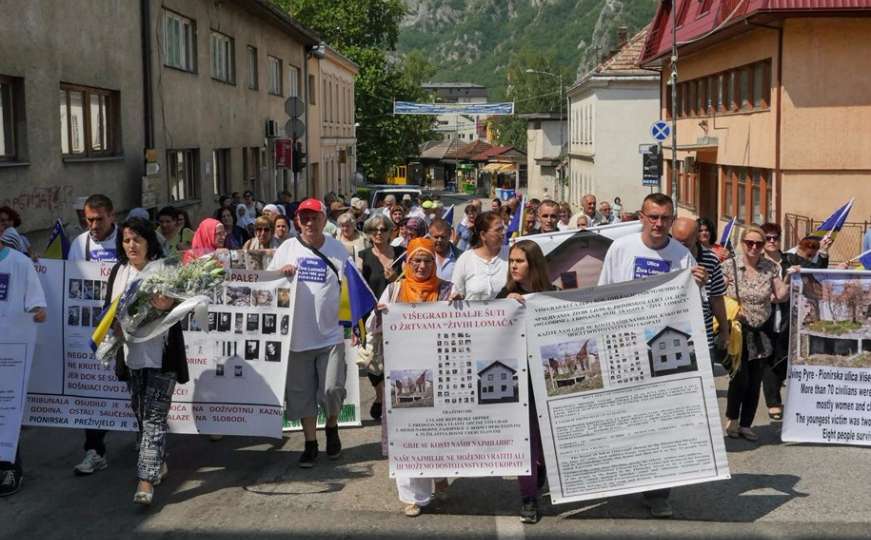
[784,213,869,263]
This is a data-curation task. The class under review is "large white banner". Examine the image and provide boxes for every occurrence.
[526,270,729,504]
[23,262,307,438]
[782,270,871,445]
[384,300,530,478]
[0,315,37,463]
[517,221,642,290]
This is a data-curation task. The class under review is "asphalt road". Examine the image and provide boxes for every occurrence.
[3,367,871,540]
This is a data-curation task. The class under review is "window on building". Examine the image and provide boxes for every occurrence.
[676,352,683,360]
[673,338,680,346]
[687,81,697,117]
[753,60,771,108]
[722,166,774,223]
[716,73,724,112]
[212,148,231,195]
[697,78,707,115]
[660,355,668,363]
[242,146,260,188]
[267,56,282,96]
[659,342,666,350]
[163,10,195,72]
[487,374,494,381]
[247,46,258,90]
[726,71,736,111]
[288,66,300,98]
[60,84,119,157]
[501,385,507,392]
[167,149,199,202]
[738,66,751,110]
[210,31,234,84]
[0,75,22,161]
[501,372,507,380]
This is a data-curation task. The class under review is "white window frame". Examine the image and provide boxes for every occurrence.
[163,10,195,72]
[210,31,235,84]
[267,56,282,96]
[288,65,300,98]
[247,45,258,90]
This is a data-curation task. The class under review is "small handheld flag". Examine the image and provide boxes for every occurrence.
[89,278,141,352]
[441,205,454,226]
[849,248,871,270]
[812,198,854,241]
[43,219,70,259]
[718,216,736,250]
[505,196,523,244]
[339,258,378,346]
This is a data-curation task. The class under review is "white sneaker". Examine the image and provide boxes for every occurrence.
[74,450,108,476]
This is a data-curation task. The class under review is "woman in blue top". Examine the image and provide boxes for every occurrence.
[451,203,479,251]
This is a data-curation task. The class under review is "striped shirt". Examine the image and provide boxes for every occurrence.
[697,245,727,348]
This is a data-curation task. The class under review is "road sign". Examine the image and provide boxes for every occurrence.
[638,143,657,154]
[642,178,660,187]
[285,118,305,139]
[284,96,305,118]
[650,120,671,141]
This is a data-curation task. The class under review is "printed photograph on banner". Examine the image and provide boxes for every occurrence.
[644,322,698,377]
[476,359,519,404]
[276,288,291,308]
[390,369,434,408]
[265,341,282,362]
[795,273,871,367]
[68,279,81,299]
[540,339,603,396]
[226,285,252,306]
[253,289,274,307]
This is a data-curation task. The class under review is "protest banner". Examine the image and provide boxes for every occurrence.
[24,260,349,438]
[782,270,871,446]
[526,270,729,504]
[383,300,530,478]
[516,221,641,290]
[0,315,37,463]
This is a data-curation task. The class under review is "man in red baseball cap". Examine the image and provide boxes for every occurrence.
[267,198,348,468]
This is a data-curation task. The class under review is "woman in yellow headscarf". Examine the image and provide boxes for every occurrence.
[373,237,452,517]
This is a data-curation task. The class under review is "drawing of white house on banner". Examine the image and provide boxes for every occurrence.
[476,360,519,404]
[645,325,698,377]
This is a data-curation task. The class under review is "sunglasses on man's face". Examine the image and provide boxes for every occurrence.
[743,239,764,249]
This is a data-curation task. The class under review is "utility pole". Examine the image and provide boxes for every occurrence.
[670,0,679,210]
[559,71,565,202]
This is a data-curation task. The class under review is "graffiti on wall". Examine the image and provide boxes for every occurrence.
[1,186,74,213]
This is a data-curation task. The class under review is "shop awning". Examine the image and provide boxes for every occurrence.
[483,162,515,174]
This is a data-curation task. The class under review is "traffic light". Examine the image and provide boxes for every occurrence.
[292,141,306,173]
[642,146,662,180]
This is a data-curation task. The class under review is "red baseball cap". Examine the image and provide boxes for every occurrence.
[297,198,326,214]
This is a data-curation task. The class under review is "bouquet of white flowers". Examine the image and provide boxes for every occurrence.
[93,256,225,365]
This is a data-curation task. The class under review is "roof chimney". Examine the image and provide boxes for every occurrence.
[617,26,629,47]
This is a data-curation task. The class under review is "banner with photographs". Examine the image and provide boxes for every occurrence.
[516,221,641,290]
[782,270,871,446]
[526,270,729,504]
[0,315,37,463]
[383,300,530,478]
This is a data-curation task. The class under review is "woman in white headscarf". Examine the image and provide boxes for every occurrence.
[236,204,256,236]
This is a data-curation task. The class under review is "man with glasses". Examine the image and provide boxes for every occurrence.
[597,193,706,519]
[267,198,348,468]
[537,200,560,234]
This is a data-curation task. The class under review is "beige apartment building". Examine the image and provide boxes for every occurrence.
[641,1,871,259]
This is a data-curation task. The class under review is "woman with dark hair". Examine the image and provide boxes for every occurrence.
[450,212,507,301]
[760,223,830,420]
[214,207,249,250]
[452,204,479,251]
[0,206,32,257]
[496,239,553,524]
[243,216,279,250]
[109,218,188,505]
[273,214,293,245]
[697,217,717,250]
[175,210,195,251]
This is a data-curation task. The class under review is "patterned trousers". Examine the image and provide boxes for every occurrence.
[127,368,176,483]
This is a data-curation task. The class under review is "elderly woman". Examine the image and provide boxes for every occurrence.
[761,224,830,420]
[185,218,226,262]
[357,215,406,421]
[272,214,294,245]
[335,211,369,257]
[105,218,189,505]
[374,237,453,517]
[243,216,280,251]
[722,225,791,441]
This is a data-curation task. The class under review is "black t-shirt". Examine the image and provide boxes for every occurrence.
[359,246,406,298]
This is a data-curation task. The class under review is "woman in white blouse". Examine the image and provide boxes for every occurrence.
[449,212,507,301]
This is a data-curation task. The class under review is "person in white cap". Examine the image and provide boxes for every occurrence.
[267,198,348,468]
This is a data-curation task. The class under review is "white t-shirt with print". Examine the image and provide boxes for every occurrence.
[0,247,47,320]
[68,227,119,262]
[450,249,508,301]
[598,233,696,286]
[267,235,347,352]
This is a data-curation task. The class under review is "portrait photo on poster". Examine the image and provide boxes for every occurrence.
[253,289,274,308]
[226,286,252,307]
[265,341,282,362]
[540,338,603,397]
[390,369,434,408]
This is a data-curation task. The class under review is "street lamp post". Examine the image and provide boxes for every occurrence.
[526,69,565,201]
[670,0,679,211]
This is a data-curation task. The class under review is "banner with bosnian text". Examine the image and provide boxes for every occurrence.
[0,315,37,463]
[782,269,871,445]
[526,270,729,504]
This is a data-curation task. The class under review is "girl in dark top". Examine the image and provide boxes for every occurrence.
[356,214,405,420]
[495,240,553,525]
[214,207,249,250]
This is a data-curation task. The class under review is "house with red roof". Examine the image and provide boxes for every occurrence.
[641,0,871,257]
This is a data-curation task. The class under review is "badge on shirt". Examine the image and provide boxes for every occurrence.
[90,248,117,261]
[633,257,671,279]
[297,257,328,283]
[0,273,9,301]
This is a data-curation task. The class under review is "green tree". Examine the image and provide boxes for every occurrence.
[275,0,434,182]
[491,47,570,151]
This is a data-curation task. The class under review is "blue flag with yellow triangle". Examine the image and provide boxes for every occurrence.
[338,258,378,346]
[43,218,70,259]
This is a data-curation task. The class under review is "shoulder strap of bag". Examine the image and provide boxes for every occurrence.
[297,237,341,284]
[730,254,741,303]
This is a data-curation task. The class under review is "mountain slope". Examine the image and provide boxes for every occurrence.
[398,0,658,98]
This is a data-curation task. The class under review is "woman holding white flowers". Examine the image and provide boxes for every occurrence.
[105,218,189,506]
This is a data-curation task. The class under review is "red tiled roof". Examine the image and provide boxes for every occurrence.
[444,140,492,161]
[597,25,651,75]
[640,0,871,64]
[471,145,511,161]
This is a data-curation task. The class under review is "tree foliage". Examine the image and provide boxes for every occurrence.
[274,0,434,182]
